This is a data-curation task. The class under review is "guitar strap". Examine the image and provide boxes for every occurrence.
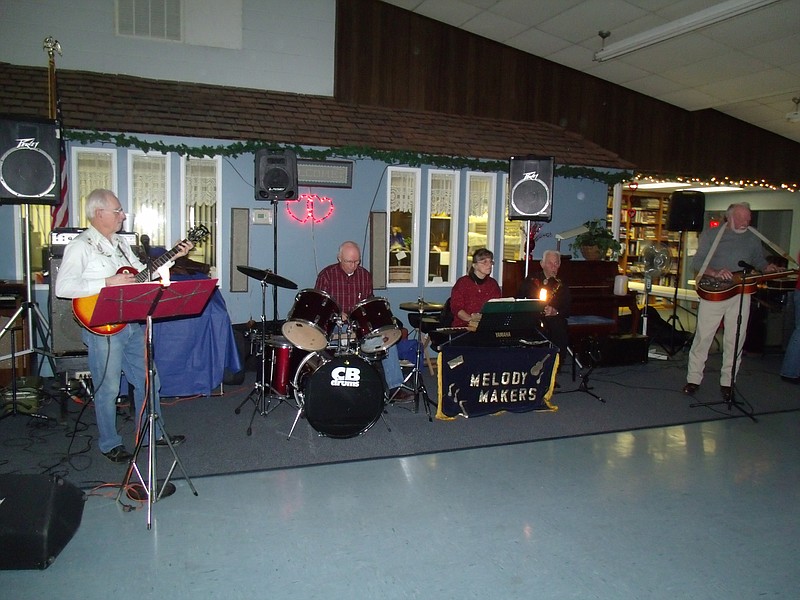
[747,226,800,267]
[696,223,727,280]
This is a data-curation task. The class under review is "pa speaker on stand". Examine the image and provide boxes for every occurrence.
[508,155,554,222]
[664,190,705,355]
[254,149,297,201]
[0,115,61,205]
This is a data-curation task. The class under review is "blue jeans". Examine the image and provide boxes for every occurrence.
[82,323,164,453]
[382,343,404,390]
[780,289,800,379]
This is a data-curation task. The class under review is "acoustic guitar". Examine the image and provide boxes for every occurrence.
[72,225,210,335]
[696,269,798,302]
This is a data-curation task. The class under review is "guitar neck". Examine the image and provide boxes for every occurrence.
[134,240,187,283]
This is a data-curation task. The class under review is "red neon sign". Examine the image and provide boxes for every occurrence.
[286,194,334,224]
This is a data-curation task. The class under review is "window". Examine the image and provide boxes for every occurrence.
[424,170,459,285]
[182,155,220,278]
[75,149,116,226]
[386,167,420,286]
[117,0,182,41]
[464,172,496,269]
[129,151,170,245]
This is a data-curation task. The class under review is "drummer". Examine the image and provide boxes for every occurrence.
[315,241,413,401]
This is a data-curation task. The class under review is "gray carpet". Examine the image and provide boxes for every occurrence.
[1,350,797,490]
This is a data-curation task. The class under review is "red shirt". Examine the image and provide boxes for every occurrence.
[450,273,502,327]
[315,263,373,315]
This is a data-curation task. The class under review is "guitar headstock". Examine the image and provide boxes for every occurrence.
[187,225,210,244]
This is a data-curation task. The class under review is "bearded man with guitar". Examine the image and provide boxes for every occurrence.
[55,189,194,463]
[683,202,785,401]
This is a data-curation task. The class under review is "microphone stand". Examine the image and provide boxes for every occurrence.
[690,268,756,422]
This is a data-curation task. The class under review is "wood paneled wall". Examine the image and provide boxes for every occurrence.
[335,0,799,182]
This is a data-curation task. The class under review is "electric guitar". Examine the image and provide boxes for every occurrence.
[72,225,210,335]
[696,269,798,301]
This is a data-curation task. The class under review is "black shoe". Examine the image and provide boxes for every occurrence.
[780,375,800,384]
[156,434,185,447]
[682,383,699,395]
[720,386,732,401]
[103,445,133,463]
[389,388,415,402]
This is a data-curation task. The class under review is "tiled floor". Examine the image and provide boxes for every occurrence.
[3,410,799,599]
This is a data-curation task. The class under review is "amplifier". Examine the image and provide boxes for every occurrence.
[597,334,649,366]
[50,228,138,256]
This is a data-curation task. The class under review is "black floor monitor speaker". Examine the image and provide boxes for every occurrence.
[0,115,61,205]
[667,190,705,232]
[0,475,85,570]
[508,155,554,221]
[255,149,297,201]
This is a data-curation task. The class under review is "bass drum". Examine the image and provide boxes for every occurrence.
[293,351,385,438]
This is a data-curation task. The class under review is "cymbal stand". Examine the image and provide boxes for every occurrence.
[118,316,198,529]
[234,279,291,435]
[391,299,435,421]
[690,273,756,421]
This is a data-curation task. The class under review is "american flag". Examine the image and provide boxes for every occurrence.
[50,76,68,229]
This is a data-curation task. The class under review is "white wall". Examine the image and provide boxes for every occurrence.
[0,0,335,96]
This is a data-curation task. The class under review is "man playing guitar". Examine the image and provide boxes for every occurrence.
[683,202,781,401]
[55,189,193,463]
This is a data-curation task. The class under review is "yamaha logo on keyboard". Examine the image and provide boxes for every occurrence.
[494,331,511,338]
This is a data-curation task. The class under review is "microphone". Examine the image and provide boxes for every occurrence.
[140,234,153,269]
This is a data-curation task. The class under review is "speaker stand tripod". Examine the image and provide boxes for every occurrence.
[663,231,691,356]
[1,205,56,421]
[689,275,756,422]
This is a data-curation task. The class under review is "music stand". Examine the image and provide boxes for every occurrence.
[90,278,217,529]
[690,273,756,422]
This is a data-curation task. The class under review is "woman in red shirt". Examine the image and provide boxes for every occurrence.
[450,248,502,327]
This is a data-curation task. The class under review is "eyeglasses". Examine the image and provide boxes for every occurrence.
[341,259,360,265]
[476,259,494,265]
[101,207,125,215]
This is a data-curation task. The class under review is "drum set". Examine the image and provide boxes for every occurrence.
[236,274,406,439]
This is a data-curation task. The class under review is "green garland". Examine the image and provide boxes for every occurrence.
[64,129,632,186]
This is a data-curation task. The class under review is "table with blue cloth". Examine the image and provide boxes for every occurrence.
[140,274,242,397]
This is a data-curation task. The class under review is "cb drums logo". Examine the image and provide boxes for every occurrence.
[330,366,361,387]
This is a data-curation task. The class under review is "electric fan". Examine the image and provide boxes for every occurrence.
[639,243,672,338]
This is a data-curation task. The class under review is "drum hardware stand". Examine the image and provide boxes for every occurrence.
[392,298,435,421]
[690,273,756,422]
[234,278,296,435]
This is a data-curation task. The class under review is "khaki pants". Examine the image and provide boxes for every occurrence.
[687,293,752,387]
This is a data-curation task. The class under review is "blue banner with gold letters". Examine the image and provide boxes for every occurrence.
[436,346,558,419]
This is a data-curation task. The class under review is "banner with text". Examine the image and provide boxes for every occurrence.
[436,346,558,419]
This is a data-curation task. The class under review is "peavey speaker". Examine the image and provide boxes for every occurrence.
[508,155,554,222]
[255,149,297,201]
[0,115,61,205]
[0,474,85,570]
[666,190,705,232]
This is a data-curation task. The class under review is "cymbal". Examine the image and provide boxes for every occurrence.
[236,265,298,289]
[399,301,444,313]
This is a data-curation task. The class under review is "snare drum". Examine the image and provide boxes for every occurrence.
[293,351,385,438]
[350,297,401,354]
[282,289,341,351]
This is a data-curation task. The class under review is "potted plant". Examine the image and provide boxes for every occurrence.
[570,219,622,260]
